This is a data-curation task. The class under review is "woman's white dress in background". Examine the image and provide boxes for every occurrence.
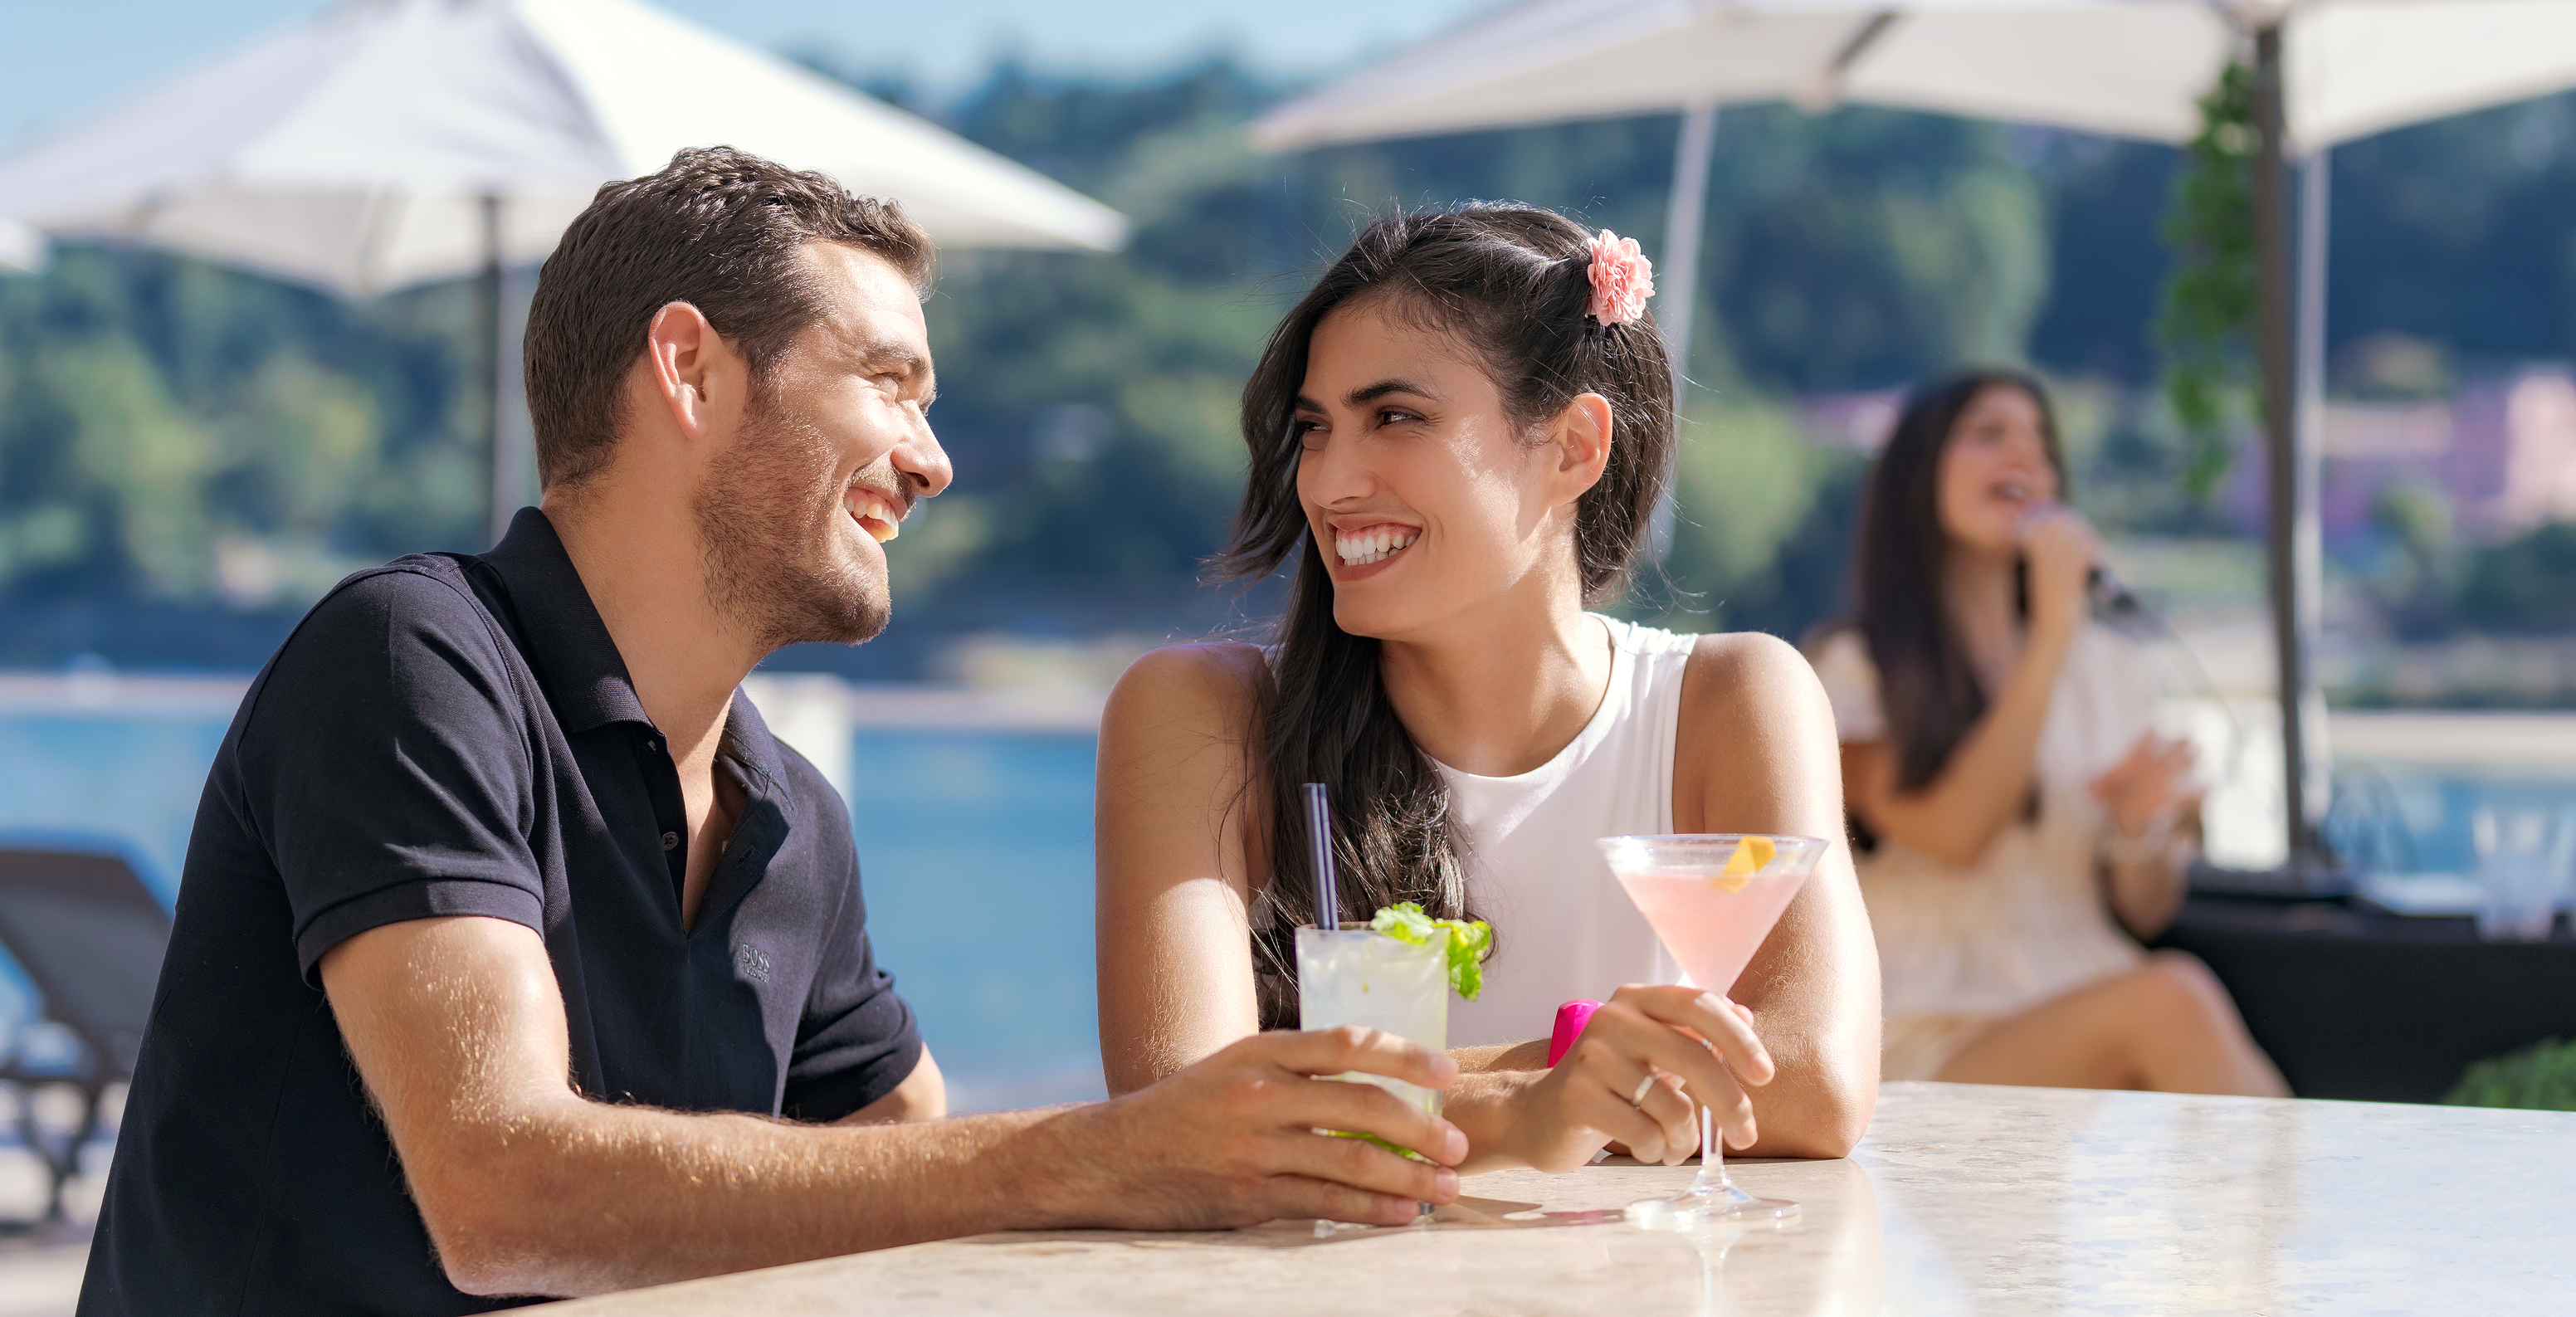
[1808,624,2154,1080]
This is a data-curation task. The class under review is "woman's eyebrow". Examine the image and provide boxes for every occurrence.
[1348,378,1438,405]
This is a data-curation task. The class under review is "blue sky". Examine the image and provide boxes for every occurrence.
[2,0,1494,150]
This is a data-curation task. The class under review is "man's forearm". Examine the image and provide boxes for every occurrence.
[330,919,1467,1300]
[422,1095,1095,1298]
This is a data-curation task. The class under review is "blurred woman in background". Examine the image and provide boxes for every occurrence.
[1808,369,2287,1095]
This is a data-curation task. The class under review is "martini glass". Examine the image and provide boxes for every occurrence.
[1597,832,1828,1224]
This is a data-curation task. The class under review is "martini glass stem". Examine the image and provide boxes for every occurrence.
[1695,1103,1733,1194]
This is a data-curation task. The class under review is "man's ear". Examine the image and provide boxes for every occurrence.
[1546,392,1616,508]
[641,301,741,442]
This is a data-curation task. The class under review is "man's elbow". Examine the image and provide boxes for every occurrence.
[424,1198,546,1297]
[406,1134,577,1297]
[437,1240,539,1300]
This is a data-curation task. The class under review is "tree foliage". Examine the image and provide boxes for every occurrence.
[2455,521,2576,633]
[18,47,2576,670]
[2446,1036,2576,1110]
[0,247,485,662]
[2155,61,2259,500]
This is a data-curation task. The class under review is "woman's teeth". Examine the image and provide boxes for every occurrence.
[851,492,901,543]
[1334,527,1416,567]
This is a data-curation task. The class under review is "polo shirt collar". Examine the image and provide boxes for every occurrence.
[478,510,797,792]
[720,689,789,795]
[478,507,651,735]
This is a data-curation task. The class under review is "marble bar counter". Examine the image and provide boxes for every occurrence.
[539,1082,2576,1315]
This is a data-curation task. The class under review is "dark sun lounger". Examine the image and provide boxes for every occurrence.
[0,847,171,1223]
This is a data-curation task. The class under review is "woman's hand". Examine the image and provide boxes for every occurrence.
[1495,984,1775,1173]
[2094,731,2202,938]
[2020,502,2100,641]
[2091,731,2199,839]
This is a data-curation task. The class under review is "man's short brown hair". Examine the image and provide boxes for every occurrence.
[523,146,934,491]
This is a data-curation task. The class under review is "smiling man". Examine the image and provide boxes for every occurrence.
[80,149,1465,1316]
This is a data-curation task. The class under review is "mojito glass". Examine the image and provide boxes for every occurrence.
[1295,924,1449,1115]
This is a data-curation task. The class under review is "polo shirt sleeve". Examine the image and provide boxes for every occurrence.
[779,798,922,1121]
[236,568,547,983]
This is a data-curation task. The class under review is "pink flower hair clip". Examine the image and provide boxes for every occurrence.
[1585,229,1656,327]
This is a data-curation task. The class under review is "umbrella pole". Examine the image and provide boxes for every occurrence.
[2252,26,2329,873]
[1661,101,1718,407]
[479,192,510,549]
[1654,101,1719,554]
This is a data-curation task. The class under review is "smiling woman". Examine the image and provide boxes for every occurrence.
[1093,202,1882,1178]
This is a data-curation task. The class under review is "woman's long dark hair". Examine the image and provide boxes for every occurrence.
[1220,204,1677,1028]
[1852,368,2069,794]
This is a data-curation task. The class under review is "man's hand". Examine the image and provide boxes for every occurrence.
[1055,1027,1466,1231]
[321,917,1468,1299]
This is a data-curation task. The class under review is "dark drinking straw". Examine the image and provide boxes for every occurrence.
[1302,781,1339,930]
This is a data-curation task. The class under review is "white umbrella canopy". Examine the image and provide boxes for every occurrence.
[1254,0,2576,154]
[0,0,1129,296]
[0,217,44,274]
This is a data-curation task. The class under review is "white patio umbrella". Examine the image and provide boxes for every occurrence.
[0,0,1129,537]
[1255,0,2576,874]
[0,218,44,275]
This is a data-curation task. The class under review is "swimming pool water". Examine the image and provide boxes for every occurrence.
[0,711,1109,1112]
[11,704,2576,1115]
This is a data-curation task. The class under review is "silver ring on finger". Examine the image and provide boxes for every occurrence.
[1629,1074,1656,1108]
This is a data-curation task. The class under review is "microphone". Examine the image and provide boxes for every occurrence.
[2089,565,2140,617]
[2020,500,2139,617]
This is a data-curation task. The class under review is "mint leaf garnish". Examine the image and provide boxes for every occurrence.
[1368,901,1494,1000]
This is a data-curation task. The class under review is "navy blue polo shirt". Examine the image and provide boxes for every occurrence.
[81,509,922,1316]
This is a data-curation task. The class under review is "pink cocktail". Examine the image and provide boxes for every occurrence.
[1598,832,1828,1224]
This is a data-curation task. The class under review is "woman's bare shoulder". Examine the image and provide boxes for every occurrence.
[1685,630,1824,695]
[1103,641,1269,738]
[1679,631,1836,739]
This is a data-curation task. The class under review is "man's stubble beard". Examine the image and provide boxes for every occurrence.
[693,389,892,653]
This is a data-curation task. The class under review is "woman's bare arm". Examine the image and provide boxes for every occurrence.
[837,1047,946,1124]
[1678,632,1882,1158]
[1096,645,1781,1175]
[1094,642,1271,1094]
[1842,508,2100,867]
[2105,847,2190,939]
[1839,621,2071,870]
[2095,734,2203,939]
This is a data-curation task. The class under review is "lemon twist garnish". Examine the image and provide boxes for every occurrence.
[1710,836,1776,892]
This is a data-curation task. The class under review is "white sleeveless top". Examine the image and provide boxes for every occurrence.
[1438,615,1701,1047]
[1808,624,2152,1074]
